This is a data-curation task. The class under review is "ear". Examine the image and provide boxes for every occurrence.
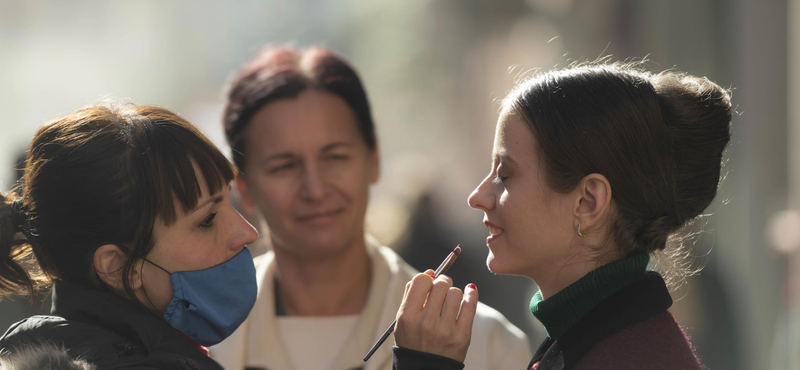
[572,173,612,234]
[235,173,257,213]
[94,244,143,291]
[368,143,380,184]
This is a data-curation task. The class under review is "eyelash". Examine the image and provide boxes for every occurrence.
[271,155,349,173]
[494,164,509,183]
[199,212,217,228]
[271,163,296,172]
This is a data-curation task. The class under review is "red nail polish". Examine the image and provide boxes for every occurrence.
[467,283,477,290]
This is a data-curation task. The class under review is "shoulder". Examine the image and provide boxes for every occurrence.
[1,315,138,368]
[576,311,704,370]
[372,243,419,279]
[2,315,122,346]
[473,302,529,343]
[463,303,532,370]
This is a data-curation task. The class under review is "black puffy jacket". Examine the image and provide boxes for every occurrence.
[0,281,223,370]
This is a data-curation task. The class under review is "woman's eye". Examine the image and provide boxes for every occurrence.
[494,163,509,183]
[494,170,509,183]
[200,212,217,228]
[327,154,349,161]
[270,163,296,173]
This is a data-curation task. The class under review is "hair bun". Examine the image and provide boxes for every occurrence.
[651,73,732,223]
[637,215,681,252]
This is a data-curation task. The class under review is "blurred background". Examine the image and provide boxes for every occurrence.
[0,0,796,368]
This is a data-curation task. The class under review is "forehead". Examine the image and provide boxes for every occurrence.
[245,90,361,154]
[493,110,536,162]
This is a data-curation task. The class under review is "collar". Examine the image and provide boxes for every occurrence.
[242,237,408,370]
[50,280,217,362]
[174,329,210,356]
[530,271,673,370]
[530,254,649,339]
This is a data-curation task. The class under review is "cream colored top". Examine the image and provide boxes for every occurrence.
[210,238,532,370]
[277,314,360,370]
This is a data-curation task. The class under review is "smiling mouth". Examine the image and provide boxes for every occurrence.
[489,226,504,236]
[296,209,344,224]
[484,220,505,241]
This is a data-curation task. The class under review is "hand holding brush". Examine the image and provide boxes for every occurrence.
[363,245,477,363]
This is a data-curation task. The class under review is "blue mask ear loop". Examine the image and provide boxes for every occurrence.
[142,257,172,275]
[142,257,194,309]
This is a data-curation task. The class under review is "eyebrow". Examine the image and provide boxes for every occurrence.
[261,142,355,163]
[191,186,229,213]
[321,142,354,152]
[494,152,518,167]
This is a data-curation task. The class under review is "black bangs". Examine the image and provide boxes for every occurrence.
[120,106,235,227]
[147,123,234,226]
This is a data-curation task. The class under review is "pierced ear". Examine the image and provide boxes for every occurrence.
[573,173,612,231]
[235,173,257,213]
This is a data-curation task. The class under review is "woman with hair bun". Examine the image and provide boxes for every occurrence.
[0,103,259,369]
[393,63,732,370]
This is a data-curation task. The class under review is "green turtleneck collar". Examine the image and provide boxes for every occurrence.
[529,253,650,339]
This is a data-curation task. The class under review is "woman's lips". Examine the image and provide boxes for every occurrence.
[296,208,344,226]
[484,220,504,244]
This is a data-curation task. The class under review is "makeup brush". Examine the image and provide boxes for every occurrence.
[363,245,462,362]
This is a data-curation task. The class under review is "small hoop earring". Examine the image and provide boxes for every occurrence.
[577,223,586,237]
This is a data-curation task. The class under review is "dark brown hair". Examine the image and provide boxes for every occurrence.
[223,46,376,170]
[0,102,234,302]
[506,62,731,264]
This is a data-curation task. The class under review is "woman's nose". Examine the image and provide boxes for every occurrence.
[467,174,496,211]
[231,211,259,251]
[301,164,328,202]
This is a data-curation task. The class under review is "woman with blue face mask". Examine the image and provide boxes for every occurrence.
[0,102,260,369]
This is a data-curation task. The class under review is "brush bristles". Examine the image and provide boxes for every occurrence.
[453,245,461,256]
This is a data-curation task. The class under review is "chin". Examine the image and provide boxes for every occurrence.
[486,251,525,276]
[486,252,505,274]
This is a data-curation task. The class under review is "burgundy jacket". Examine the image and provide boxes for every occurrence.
[529,272,704,370]
[392,273,704,370]
[393,272,705,370]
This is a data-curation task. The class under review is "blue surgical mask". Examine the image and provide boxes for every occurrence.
[144,247,257,346]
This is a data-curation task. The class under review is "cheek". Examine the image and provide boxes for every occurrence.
[252,176,297,217]
[499,186,556,240]
[141,266,175,314]
[156,236,211,270]
[330,162,372,202]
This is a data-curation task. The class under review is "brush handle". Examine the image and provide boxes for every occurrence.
[363,319,396,361]
[363,246,460,362]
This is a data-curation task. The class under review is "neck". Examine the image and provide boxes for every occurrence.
[272,237,371,316]
[529,253,650,339]
[532,247,622,299]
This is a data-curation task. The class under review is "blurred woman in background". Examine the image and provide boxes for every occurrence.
[210,45,532,370]
[393,62,732,370]
[0,103,259,369]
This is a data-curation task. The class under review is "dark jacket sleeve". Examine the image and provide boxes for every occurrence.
[392,346,465,370]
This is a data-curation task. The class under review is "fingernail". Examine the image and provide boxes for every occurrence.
[467,283,477,290]
[425,269,435,277]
